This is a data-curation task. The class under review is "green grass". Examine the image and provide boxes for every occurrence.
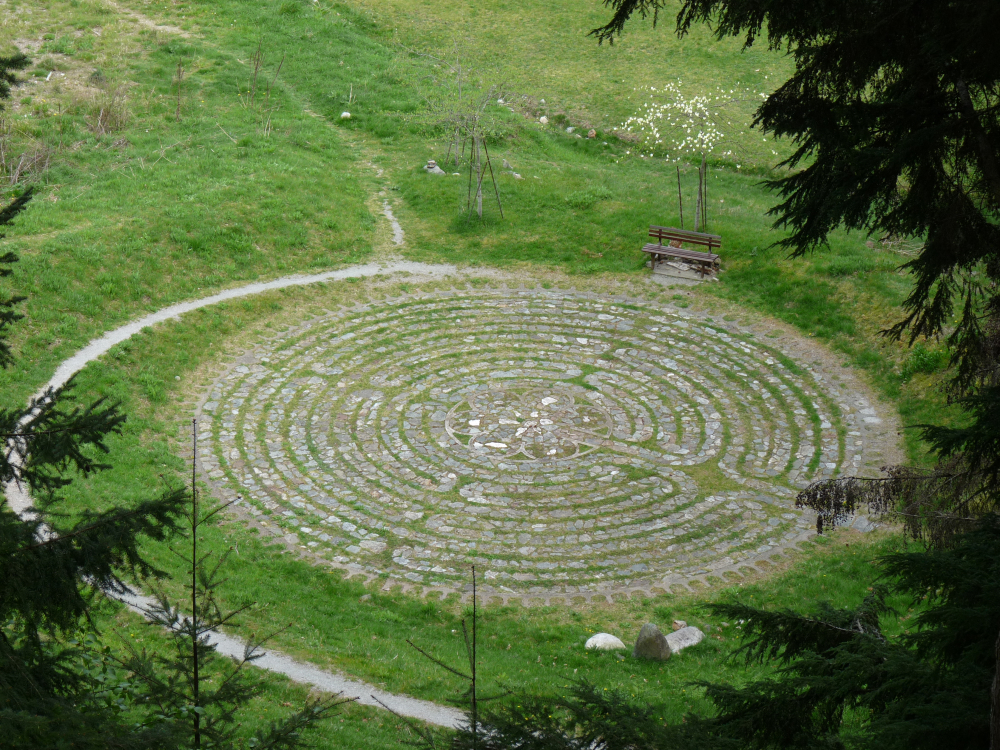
[356,0,794,167]
[0,0,966,743]
[93,596,421,749]
[93,524,907,747]
[65,278,909,715]
[0,0,377,404]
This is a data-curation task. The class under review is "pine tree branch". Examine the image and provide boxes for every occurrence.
[17,500,182,552]
[955,77,1000,207]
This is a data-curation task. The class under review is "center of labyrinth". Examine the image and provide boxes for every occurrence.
[198,288,888,599]
[445,384,612,461]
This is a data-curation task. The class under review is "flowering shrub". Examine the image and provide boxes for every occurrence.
[622,80,771,163]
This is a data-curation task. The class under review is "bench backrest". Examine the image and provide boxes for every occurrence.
[649,225,722,250]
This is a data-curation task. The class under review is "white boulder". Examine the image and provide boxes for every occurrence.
[585,633,626,651]
[340,111,351,119]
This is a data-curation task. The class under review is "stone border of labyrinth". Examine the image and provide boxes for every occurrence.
[193,283,902,606]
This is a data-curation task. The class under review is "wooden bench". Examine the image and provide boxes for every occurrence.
[642,226,721,278]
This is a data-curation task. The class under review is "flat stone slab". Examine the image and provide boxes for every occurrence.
[196,287,893,598]
[666,626,705,653]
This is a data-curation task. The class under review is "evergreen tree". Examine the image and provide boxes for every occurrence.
[591,0,1000,405]
[0,49,190,747]
[589,0,1000,526]
[121,424,344,748]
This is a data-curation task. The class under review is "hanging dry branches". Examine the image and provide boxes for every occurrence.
[797,457,984,547]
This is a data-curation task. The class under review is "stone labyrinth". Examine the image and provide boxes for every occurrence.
[198,287,892,600]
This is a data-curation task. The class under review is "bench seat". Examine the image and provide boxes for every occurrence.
[641,244,720,265]
[642,225,722,278]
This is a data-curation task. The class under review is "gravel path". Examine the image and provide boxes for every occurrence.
[111,587,465,727]
[37,262,458,398]
[6,261,470,728]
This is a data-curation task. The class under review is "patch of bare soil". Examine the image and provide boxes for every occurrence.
[102,0,191,38]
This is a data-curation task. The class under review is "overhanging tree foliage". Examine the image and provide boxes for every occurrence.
[592,0,1000,533]
[471,518,999,750]
[594,0,1000,381]
[455,2,1000,748]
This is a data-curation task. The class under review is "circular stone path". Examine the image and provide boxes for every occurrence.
[197,286,896,601]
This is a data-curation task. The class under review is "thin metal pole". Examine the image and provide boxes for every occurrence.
[467,136,474,213]
[695,164,702,232]
[701,154,707,231]
[191,419,201,747]
[476,139,483,218]
[676,166,684,230]
[703,157,708,232]
[472,565,477,750]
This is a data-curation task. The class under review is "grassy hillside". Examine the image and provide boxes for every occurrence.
[0,0,958,746]
[0,0,953,452]
[357,0,794,165]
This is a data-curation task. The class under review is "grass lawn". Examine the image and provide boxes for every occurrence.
[0,0,958,744]
[356,0,794,167]
[66,273,915,734]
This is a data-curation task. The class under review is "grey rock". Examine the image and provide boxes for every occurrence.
[585,633,626,651]
[633,623,671,661]
[424,160,446,175]
[665,626,705,653]
[850,515,877,532]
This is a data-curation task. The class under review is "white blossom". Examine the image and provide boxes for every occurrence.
[620,80,768,163]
